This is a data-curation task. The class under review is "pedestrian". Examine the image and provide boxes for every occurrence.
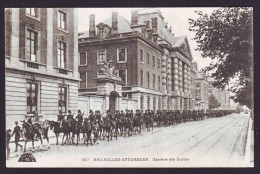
[6,129,12,159]
[11,121,23,152]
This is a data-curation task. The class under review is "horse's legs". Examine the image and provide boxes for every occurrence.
[56,133,59,145]
[62,134,65,145]
[32,139,34,152]
[24,141,27,152]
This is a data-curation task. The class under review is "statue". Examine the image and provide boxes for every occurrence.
[98,58,118,77]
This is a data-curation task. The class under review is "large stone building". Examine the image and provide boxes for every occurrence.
[5,8,79,128]
[78,9,194,113]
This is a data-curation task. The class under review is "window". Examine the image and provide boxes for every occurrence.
[140,96,144,110]
[158,97,161,110]
[147,97,150,109]
[58,10,67,30]
[57,41,66,68]
[153,74,155,89]
[80,72,87,88]
[97,50,106,64]
[99,28,104,39]
[118,70,127,86]
[117,48,127,62]
[158,76,160,90]
[59,86,67,113]
[158,58,161,69]
[147,52,150,65]
[153,56,155,68]
[140,70,143,86]
[147,72,150,88]
[26,8,36,17]
[27,82,38,114]
[79,52,87,65]
[26,29,38,62]
[153,97,156,111]
[140,49,144,63]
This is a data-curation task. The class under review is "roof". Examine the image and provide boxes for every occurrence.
[102,14,133,33]
[172,36,186,47]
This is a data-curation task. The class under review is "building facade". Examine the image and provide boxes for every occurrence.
[195,71,209,110]
[78,9,194,112]
[5,8,79,129]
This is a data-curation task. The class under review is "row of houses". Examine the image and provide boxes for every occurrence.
[5,8,230,129]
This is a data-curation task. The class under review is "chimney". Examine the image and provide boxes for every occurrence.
[89,14,96,37]
[151,17,157,32]
[111,12,118,34]
[131,10,138,26]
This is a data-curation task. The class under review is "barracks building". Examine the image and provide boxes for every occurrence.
[78,9,196,113]
[5,8,79,129]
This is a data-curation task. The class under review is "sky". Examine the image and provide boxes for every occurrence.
[78,8,218,70]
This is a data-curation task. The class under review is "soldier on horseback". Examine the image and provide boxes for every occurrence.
[75,109,84,123]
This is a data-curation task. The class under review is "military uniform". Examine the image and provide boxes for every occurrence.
[12,123,23,152]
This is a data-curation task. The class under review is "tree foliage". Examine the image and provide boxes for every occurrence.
[208,94,221,109]
[189,8,253,109]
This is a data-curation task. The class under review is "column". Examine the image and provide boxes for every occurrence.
[161,54,167,93]
[73,8,79,79]
[178,60,183,93]
[187,66,191,97]
[167,56,172,92]
[184,64,188,94]
[162,96,168,110]
[173,57,179,91]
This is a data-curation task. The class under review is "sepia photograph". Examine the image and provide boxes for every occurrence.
[5,7,254,168]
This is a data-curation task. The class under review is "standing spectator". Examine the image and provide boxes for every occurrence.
[11,121,23,152]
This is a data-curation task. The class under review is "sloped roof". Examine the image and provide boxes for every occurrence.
[172,36,186,47]
[102,14,133,33]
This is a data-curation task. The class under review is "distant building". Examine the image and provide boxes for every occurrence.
[5,8,79,128]
[78,9,194,113]
[195,71,209,110]
[208,78,230,109]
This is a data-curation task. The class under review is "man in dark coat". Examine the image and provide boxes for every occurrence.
[12,121,23,152]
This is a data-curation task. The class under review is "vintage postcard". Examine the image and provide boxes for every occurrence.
[5,7,253,168]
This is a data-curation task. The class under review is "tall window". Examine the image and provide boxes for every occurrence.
[27,82,38,114]
[140,70,143,86]
[147,97,150,109]
[59,86,67,113]
[147,52,150,65]
[58,10,67,30]
[153,74,156,89]
[140,96,144,110]
[119,70,127,86]
[158,58,160,69]
[80,72,87,88]
[153,97,156,111]
[147,72,150,88]
[58,41,66,68]
[158,76,160,90]
[97,50,106,64]
[153,56,155,68]
[26,8,36,17]
[79,52,87,65]
[117,48,127,62]
[26,29,38,62]
[140,49,144,62]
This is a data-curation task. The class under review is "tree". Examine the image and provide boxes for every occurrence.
[208,94,221,109]
[189,8,253,109]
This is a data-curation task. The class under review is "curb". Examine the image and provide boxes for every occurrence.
[244,116,253,167]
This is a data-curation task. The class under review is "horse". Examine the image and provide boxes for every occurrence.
[143,116,153,131]
[60,119,71,145]
[122,117,132,137]
[82,118,93,146]
[132,116,142,134]
[68,118,82,146]
[49,120,63,145]
[103,118,113,141]
[21,120,50,152]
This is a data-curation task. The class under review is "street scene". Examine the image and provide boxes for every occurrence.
[5,8,253,168]
[6,112,253,167]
